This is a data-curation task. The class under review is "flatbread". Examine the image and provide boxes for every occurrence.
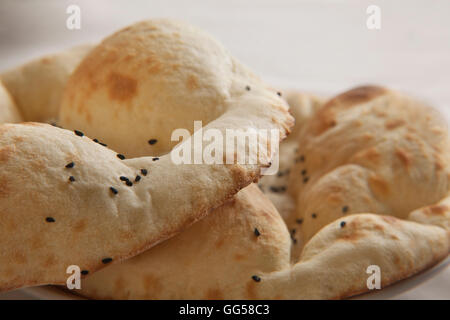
[0,19,293,292]
[78,208,448,299]
[1,45,92,122]
[78,184,292,299]
[0,80,22,123]
[59,19,291,158]
[257,213,448,299]
[77,87,449,299]
[284,86,450,259]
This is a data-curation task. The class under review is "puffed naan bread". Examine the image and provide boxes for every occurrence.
[0,80,23,123]
[257,213,448,300]
[59,19,290,158]
[78,86,449,300]
[78,184,292,299]
[1,44,92,122]
[284,86,450,259]
[77,207,448,299]
[0,19,293,292]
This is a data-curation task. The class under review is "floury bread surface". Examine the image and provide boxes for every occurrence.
[0,19,293,292]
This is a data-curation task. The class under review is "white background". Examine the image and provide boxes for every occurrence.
[0,0,448,299]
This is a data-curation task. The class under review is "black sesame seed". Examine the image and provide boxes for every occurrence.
[301,169,307,176]
[74,130,84,137]
[246,85,251,91]
[135,175,141,182]
[141,169,148,176]
[152,157,159,161]
[119,176,129,182]
[254,228,261,237]
[342,206,349,213]
[45,217,55,223]
[340,221,346,228]
[277,91,282,97]
[117,154,126,160]
[296,218,303,224]
[291,229,296,235]
[125,180,133,187]
[102,258,113,264]
[69,176,75,182]
[81,270,89,276]
[93,139,99,143]
[303,177,309,184]
[99,142,107,147]
[148,139,158,145]
[292,238,298,244]
[110,187,118,195]
[65,162,75,169]
[252,275,261,282]
[270,186,279,192]
[311,213,317,219]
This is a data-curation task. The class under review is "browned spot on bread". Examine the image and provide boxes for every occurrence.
[31,159,46,171]
[385,119,405,130]
[310,86,386,135]
[339,229,364,242]
[143,274,162,293]
[354,147,380,164]
[373,224,384,231]
[381,215,398,224]
[0,145,15,163]
[120,230,134,241]
[107,72,138,102]
[186,74,199,90]
[395,148,411,167]
[13,136,24,143]
[73,220,86,233]
[246,280,258,299]
[0,176,10,198]
[327,193,343,204]
[327,86,387,108]
[234,253,246,261]
[30,235,43,250]
[42,254,56,267]
[114,277,125,291]
[425,204,448,215]
[205,288,224,300]
[12,252,27,265]
[390,234,399,240]
[215,238,225,249]
[369,174,390,197]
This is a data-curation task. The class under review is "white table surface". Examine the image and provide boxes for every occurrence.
[0,0,448,299]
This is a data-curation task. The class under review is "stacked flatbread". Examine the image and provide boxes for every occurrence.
[77,86,450,299]
[0,19,448,299]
